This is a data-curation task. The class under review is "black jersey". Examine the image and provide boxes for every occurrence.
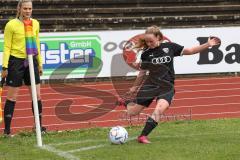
[140,42,184,84]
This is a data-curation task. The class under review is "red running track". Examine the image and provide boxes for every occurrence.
[0,76,240,133]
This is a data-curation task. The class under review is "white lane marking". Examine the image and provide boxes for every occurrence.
[3,86,240,98]
[4,93,240,104]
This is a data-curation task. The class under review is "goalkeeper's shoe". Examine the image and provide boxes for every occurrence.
[32,126,47,134]
[41,126,47,134]
[3,129,14,138]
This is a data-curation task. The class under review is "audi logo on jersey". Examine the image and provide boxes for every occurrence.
[151,56,172,64]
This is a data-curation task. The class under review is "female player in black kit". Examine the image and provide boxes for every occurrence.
[123,25,221,144]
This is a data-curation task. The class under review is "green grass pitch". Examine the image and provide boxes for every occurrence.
[0,118,240,160]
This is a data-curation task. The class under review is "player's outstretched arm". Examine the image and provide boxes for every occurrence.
[182,37,221,55]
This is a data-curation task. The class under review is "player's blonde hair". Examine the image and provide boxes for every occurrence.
[135,25,163,49]
[145,25,163,40]
[16,0,33,18]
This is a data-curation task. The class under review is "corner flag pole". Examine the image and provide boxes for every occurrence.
[24,19,43,147]
[28,55,43,147]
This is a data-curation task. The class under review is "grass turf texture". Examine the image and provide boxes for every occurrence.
[0,118,239,160]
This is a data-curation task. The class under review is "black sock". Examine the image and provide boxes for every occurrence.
[4,99,16,134]
[140,117,158,136]
[32,100,43,127]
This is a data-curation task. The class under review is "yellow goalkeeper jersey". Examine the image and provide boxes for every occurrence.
[2,18,42,68]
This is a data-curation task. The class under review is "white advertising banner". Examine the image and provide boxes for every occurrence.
[0,27,239,79]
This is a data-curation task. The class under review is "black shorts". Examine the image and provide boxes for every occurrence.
[134,79,175,107]
[6,55,40,87]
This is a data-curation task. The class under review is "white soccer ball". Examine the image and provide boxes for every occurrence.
[109,126,128,144]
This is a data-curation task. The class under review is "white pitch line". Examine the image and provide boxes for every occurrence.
[66,144,106,153]
[49,136,136,147]
[43,129,240,158]
[42,145,80,160]
[48,139,107,146]
[42,137,136,159]
[50,136,137,154]
[42,130,240,159]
